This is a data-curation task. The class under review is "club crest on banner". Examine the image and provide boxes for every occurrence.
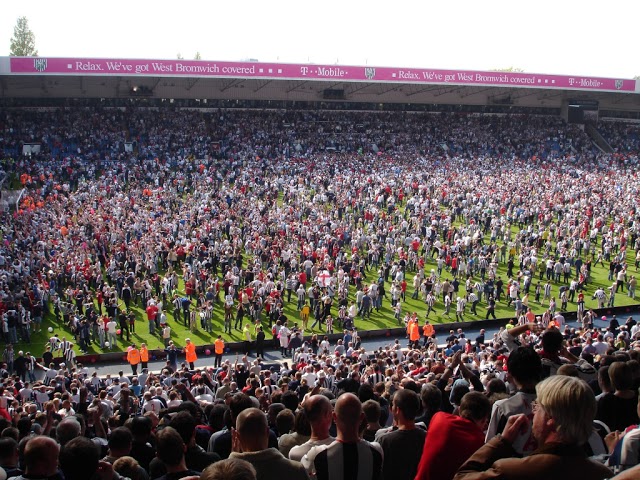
[364,67,376,80]
[34,58,48,72]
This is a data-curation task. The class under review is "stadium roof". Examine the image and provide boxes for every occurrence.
[1,57,639,112]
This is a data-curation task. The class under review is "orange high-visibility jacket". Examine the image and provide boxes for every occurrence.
[127,348,140,365]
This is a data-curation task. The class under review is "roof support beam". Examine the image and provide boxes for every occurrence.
[537,91,564,100]
[286,81,308,93]
[432,87,459,97]
[405,85,441,97]
[348,82,373,94]
[377,85,399,95]
[185,78,199,91]
[460,87,493,98]
[254,80,271,93]
[219,79,244,92]
[316,82,343,93]
[612,93,632,105]
[511,89,543,100]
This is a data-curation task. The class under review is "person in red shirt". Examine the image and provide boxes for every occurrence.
[96,291,103,315]
[415,391,491,480]
[146,304,158,334]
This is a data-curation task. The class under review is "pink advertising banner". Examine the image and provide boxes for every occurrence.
[9,57,637,93]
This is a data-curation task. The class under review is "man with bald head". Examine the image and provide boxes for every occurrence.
[302,393,383,480]
[56,417,82,447]
[12,436,61,480]
[229,407,309,480]
[289,394,335,462]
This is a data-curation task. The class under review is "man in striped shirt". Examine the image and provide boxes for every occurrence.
[468,291,479,315]
[303,393,383,480]
[367,364,385,386]
[425,292,436,318]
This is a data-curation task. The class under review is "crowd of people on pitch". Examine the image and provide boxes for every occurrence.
[0,109,639,358]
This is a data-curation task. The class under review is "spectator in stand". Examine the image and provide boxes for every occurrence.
[415,391,491,480]
[228,408,309,480]
[454,376,613,480]
[149,410,220,478]
[60,436,126,480]
[200,458,257,480]
[486,346,542,456]
[376,388,426,480]
[0,437,21,478]
[596,361,639,432]
[10,436,61,480]
[289,394,335,462]
[154,426,201,480]
[302,393,382,480]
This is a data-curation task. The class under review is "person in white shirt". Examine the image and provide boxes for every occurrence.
[456,297,466,322]
[290,394,335,463]
[34,385,53,408]
[106,319,118,349]
[108,379,122,396]
[300,366,317,386]
[138,369,149,388]
[592,334,609,356]
[194,386,214,404]
[58,399,76,418]
[631,323,640,340]
[90,372,102,390]
[19,384,33,402]
[167,391,183,408]
[553,312,565,330]
[162,323,171,347]
[320,337,331,354]
[191,383,215,398]
[141,392,163,414]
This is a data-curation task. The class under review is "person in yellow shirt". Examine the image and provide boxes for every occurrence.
[300,302,311,331]
[242,324,252,356]
[184,338,197,370]
[214,335,225,368]
[127,344,140,375]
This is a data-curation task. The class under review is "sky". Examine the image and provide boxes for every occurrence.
[1,1,638,79]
